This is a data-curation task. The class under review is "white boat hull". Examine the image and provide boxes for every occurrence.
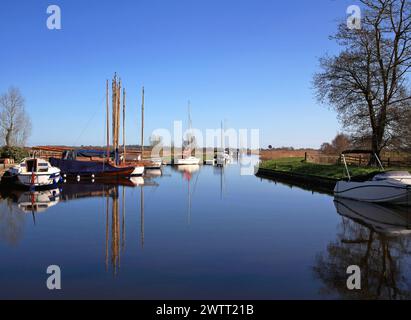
[174,157,201,166]
[334,180,411,206]
[17,172,61,187]
[145,158,162,169]
[7,158,61,188]
[131,166,145,176]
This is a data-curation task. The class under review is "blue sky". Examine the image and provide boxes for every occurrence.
[0,0,357,148]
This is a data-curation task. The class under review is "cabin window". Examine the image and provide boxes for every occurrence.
[38,163,49,172]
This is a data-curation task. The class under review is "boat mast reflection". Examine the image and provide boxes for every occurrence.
[140,185,144,249]
[174,165,200,224]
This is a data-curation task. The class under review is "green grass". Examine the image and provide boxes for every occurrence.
[259,157,411,180]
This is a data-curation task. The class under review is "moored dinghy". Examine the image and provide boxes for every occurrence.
[334,150,411,206]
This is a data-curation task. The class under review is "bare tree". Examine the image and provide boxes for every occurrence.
[320,133,352,155]
[0,87,32,147]
[314,0,411,160]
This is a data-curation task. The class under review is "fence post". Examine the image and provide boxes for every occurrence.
[304,152,307,162]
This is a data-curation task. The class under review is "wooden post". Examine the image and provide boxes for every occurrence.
[141,86,145,160]
[304,152,307,162]
[123,88,126,163]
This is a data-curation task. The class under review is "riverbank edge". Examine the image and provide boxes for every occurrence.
[255,167,337,194]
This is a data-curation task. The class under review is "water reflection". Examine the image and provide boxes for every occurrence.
[0,197,25,246]
[2,160,411,299]
[0,177,157,277]
[3,189,60,214]
[335,199,411,236]
[173,165,201,224]
[102,181,152,275]
[314,199,411,299]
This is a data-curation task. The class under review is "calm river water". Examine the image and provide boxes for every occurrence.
[0,158,411,299]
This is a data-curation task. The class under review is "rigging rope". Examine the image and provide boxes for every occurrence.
[72,94,106,146]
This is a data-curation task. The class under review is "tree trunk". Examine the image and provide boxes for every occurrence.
[370,130,382,166]
[5,128,12,148]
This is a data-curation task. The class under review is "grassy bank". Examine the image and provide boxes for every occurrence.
[259,157,411,180]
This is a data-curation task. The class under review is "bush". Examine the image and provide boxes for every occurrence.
[0,146,29,162]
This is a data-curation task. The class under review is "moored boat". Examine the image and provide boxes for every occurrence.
[144,158,162,169]
[174,156,201,166]
[334,150,411,206]
[49,157,135,178]
[3,157,61,188]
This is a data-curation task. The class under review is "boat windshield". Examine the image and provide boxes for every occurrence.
[26,159,37,173]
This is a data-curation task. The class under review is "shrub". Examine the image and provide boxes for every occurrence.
[0,146,29,162]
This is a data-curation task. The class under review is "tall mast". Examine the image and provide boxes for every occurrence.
[188,101,194,156]
[117,79,121,165]
[122,87,126,163]
[141,86,145,159]
[106,80,110,161]
[221,121,224,152]
[112,74,117,150]
[188,100,192,131]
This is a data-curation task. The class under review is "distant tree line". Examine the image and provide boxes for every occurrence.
[320,134,352,155]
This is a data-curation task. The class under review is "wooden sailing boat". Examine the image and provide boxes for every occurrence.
[48,76,137,178]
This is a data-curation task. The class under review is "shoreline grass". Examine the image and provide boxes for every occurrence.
[259,157,411,180]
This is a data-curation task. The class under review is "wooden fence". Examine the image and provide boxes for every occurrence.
[308,153,411,168]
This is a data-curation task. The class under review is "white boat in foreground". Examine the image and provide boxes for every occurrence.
[6,158,61,188]
[174,157,201,166]
[334,151,411,206]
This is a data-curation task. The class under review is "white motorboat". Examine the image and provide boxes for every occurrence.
[174,156,201,166]
[131,166,145,176]
[216,151,233,167]
[6,158,61,188]
[204,159,216,166]
[144,158,162,169]
[334,198,411,236]
[334,151,411,206]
